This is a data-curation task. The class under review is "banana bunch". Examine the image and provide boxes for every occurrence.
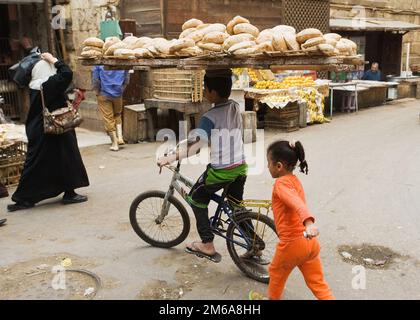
[296,88,328,124]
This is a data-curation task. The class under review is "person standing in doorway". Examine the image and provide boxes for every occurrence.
[362,62,383,81]
[92,66,130,151]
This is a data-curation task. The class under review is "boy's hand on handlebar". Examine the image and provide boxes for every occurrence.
[304,219,319,239]
[157,155,176,168]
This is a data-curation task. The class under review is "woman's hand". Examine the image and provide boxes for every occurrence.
[41,53,58,64]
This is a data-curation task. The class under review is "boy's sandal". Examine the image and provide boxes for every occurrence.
[185,242,222,263]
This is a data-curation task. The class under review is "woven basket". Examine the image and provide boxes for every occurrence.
[152,68,204,102]
[0,141,27,187]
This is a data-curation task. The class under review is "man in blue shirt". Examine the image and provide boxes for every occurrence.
[362,62,383,81]
[92,66,130,151]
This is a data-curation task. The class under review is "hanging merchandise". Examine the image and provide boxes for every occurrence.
[295,88,329,124]
[100,10,123,42]
[100,20,123,41]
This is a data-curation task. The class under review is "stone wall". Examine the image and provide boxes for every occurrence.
[57,0,122,131]
[330,0,420,70]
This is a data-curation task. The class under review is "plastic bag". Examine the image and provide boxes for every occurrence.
[8,47,41,88]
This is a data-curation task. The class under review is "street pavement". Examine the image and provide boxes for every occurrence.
[1,99,420,300]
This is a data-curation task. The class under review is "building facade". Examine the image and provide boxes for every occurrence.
[330,0,420,71]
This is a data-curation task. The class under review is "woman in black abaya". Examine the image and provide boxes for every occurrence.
[8,53,89,212]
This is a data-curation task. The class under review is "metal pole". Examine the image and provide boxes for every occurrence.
[330,87,334,120]
[406,43,410,78]
[355,83,358,113]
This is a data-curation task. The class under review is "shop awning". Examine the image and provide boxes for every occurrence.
[330,18,420,32]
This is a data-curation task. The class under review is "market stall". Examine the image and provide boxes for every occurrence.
[236,68,331,130]
[329,80,401,114]
[330,17,420,103]
[79,16,363,137]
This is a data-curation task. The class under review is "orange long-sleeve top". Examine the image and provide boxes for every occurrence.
[272,174,315,242]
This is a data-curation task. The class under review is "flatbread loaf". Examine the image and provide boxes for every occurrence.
[82,37,104,48]
[296,28,323,44]
[182,19,204,31]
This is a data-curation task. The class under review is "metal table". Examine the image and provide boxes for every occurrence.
[328,82,359,119]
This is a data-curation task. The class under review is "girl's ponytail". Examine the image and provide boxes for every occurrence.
[294,141,309,175]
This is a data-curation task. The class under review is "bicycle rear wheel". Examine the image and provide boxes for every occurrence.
[226,212,278,284]
[129,191,190,248]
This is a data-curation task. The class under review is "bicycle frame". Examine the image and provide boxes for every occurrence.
[158,162,256,250]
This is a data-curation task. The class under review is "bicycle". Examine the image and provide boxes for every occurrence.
[129,150,278,283]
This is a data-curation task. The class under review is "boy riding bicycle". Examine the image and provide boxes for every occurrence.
[157,69,247,262]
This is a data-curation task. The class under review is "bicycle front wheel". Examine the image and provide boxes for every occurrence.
[226,212,278,284]
[129,191,190,248]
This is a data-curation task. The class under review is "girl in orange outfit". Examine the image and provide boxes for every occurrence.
[266,140,334,300]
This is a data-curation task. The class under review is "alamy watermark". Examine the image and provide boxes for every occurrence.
[51,265,66,290]
[51,5,66,30]
[351,265,367,290]
[155,122,266,176]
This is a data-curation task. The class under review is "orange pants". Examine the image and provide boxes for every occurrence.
[268,237,335,300]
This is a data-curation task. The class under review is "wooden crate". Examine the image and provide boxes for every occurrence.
[0,141,27,188]
[152,68,204,102]
[264,103,300,132]
[123,104,148,143]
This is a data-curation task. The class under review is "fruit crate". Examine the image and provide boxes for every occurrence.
[152,68,204,102]
[264,102,300,132]
[0,141,27,187]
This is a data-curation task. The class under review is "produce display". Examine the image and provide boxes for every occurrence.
[261,94,296,109]
[296,89,328,124]
[254,80,284,90]
[79,16,358,59]
[260,88,328,124]
[254,76,315,90]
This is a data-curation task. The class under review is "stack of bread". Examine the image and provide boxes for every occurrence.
[335,36,358,56]
[257,25,300,52]
[172,19,229,55]
[297,28,326,53]
[223,16,265,56]
[80,16,358,59]
[80,37,104,58]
